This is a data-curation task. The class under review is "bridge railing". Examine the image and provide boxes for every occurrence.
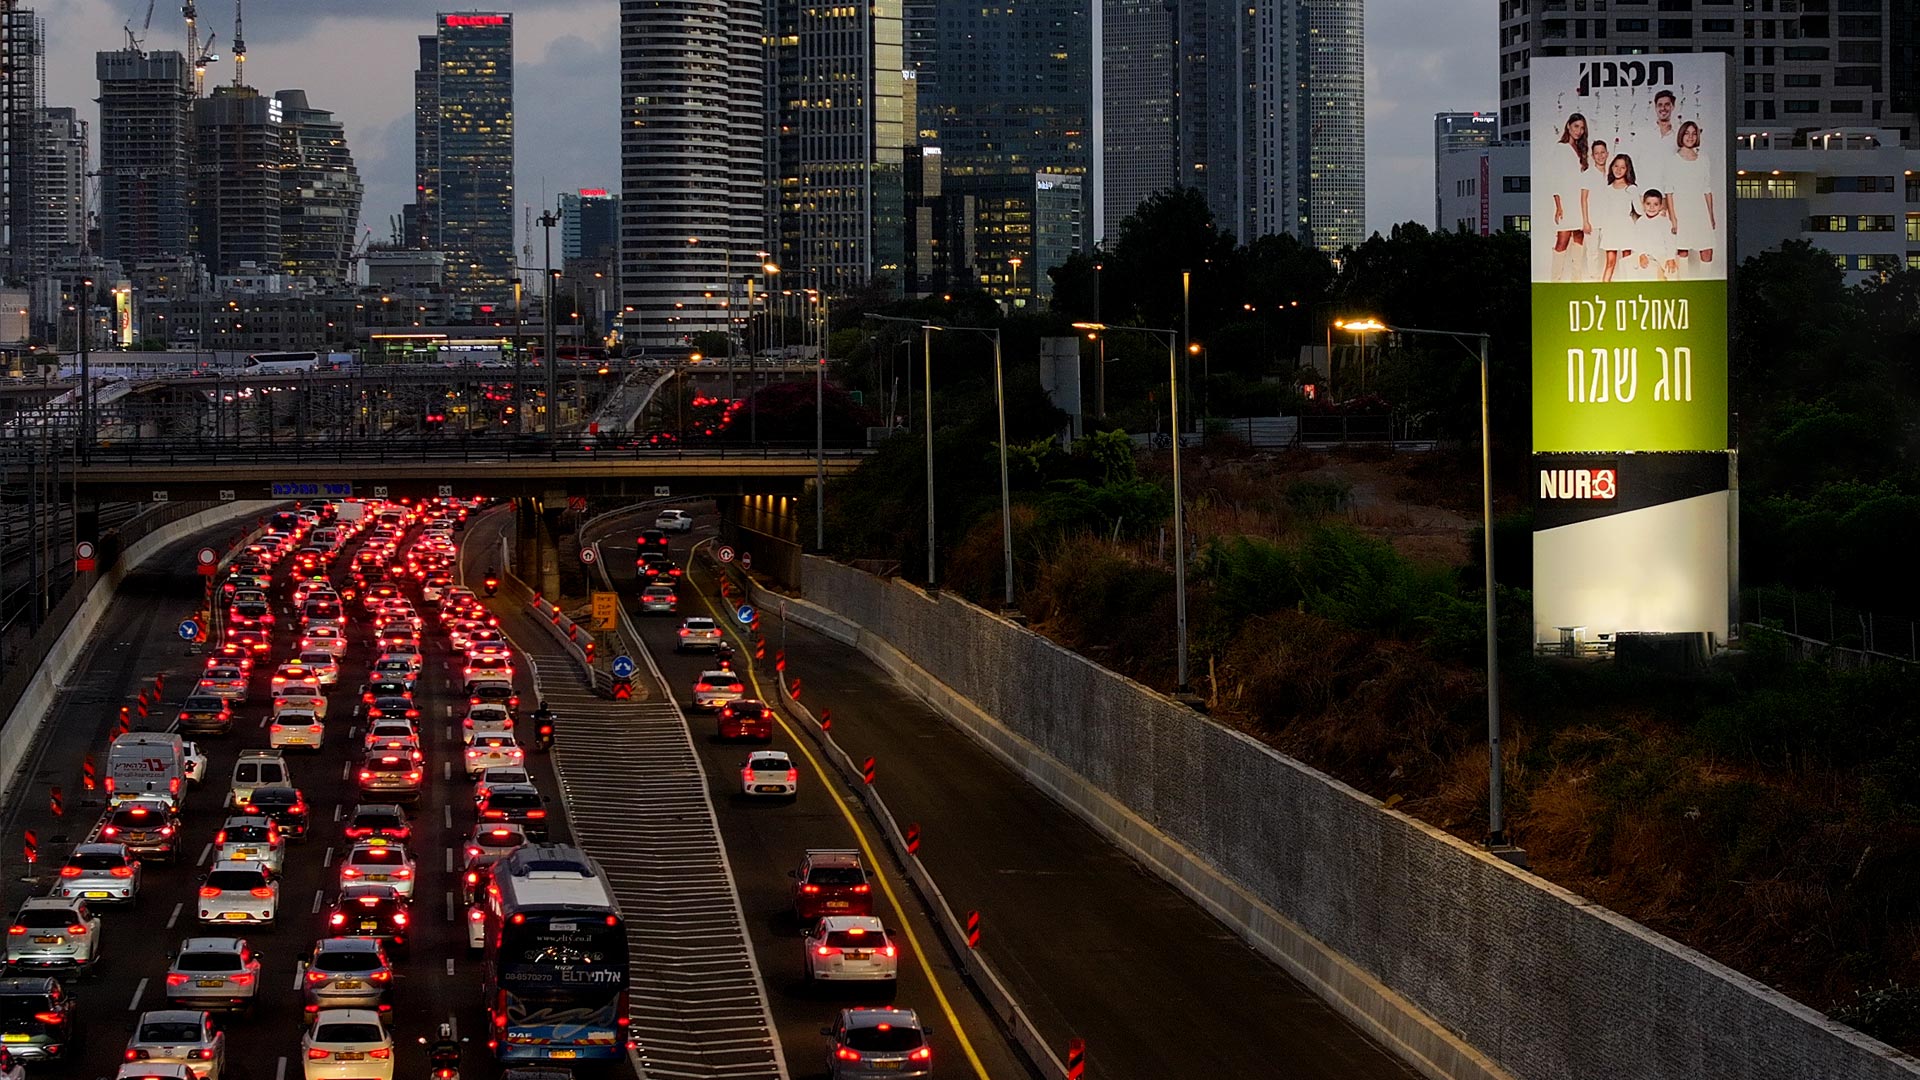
[0,434,875,467]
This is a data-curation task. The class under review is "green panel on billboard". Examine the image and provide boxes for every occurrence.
[1531,281,1727,452]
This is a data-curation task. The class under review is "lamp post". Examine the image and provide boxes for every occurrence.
[539,207,562,450]
[865,313,936,586]
[1092,261,1106,418]
[1337,317,1509,852]
[1075,321,1190,692]
[927,323,1015,610]
[78,276,93,459]
[757,260,779,444]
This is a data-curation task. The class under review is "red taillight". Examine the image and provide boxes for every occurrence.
[835,1047,861,1062]
[67,923,88,935]
[395,867,413,878]
[102,825,117,837]
[695,683,712,692]
[165,973,190,986]
[392,911,409,927]
[249,887,275,899]
[468,908,486,923]
[852,883,871,894]
[359,771,373,781]
[371,970,392,982]
[482,809,505,819]
[306,1049,330,1061]
[199,886,220,898]
[788,769,799,783]
[368,1048,391,1060]
[126,1049,145,1061]
[111,865,134,877]
[884,944,898,958]
[329,912,346,926]
[801,884,820,894]
[909,1047,932,1062]
[190,1048,212,1061]
[32,1011,64,1025]
[306,969,329,984]
[58,866,82,878]
[342,867,359,878]
[815,945,838,956]
[6,925,24,935]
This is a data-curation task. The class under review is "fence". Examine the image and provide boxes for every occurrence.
[1744,584,1917,666]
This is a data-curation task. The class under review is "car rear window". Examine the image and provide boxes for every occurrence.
[111,807,164,826]
[486,792,541,810]
[17,908,80,928]
[224,825,270,842]
[731,702,765,717]
[807,867,866,886]
[845,1025,925,1052]
[138,1020,204,1042]
[824,929,888,948]
[644,586,674,597]
[474,831,525,849]
[314,949,382,972]
[366,759,412,775]
[70,851,128,869]
[184,697,224,710]
[300,652,332,666]
[0,995,56,1019]
[314,1022,385,1043]
[687,619,715,630]
[207,869,268,889]
[174,953,242,973]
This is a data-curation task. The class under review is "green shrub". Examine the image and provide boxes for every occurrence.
[1283,476,1352,518]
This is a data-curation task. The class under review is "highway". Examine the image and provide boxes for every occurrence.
[582,504,1425,1080]
[0,505,602,1080]
[463,508,1033,1080]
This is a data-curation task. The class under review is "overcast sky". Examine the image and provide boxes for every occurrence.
[43,0,1493,254]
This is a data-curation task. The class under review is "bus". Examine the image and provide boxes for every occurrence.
[241,351,330,374]
[477,846,630,1063]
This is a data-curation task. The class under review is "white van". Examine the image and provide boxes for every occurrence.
[106,732,187,808]
[226,750,294,808]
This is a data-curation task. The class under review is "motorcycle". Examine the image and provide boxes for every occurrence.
[482,571,499,598]
[420,1029,466,1080]
[529,704,556,752]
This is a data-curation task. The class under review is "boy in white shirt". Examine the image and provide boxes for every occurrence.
[1628,189,1680,281]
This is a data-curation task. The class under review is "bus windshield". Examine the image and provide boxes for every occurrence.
[497,914,627,989]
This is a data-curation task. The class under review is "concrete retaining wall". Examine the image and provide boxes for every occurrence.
[789,555,1920,1080]
[0,501,279,809]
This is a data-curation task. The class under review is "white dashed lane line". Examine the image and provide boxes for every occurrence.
[127,977,147,1011]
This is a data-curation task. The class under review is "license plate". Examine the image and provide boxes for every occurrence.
[338,1052,364,1061]
[547,1051,577,1060]
[198,979,224,987]
[2,1033,28,1042]
[359,921,379,932]
[826,901,849,909]
[337,979,363,989]
[235,849,258,857]
[84,891,110,898]
[872,1063,902,1072]
[222,912,249,920]
[367,874,389,881]
[34,936,60,944]
[756,785,785,793]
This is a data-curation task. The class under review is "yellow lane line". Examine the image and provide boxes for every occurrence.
[683,537,994,1080]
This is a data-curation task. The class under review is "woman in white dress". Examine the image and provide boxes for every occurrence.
[1550,112,1591,282]
[1666,120,1717,271]
[1599,153,1639,283]
[1580,139,1612,280]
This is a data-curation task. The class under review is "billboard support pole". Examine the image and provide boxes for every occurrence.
[1477,331,1505,846]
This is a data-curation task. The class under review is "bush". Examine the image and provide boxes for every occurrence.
[1831,983,1920,1046]
[1283,476,1352,518]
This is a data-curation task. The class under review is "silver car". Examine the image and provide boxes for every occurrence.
[824,1007,933,1079]
[125,1010,226,1080]
[301,938,394,1015]
[195,666,250,704]
[164,938,260,1015]
[692,669,745,710]
[211,817,285,875]
[3,899,101,975]
[54,843,142,906]
[196,861,279,927]
[639,584,678,614]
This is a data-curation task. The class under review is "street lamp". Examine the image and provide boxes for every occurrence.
[1337,316,1509,854]
[929,323,1015,610]
[1332,316,1386,395]
[865,313,935,586]
[1074,321,1191,693]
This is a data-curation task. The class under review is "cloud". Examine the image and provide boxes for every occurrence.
[1364,0,1496,235]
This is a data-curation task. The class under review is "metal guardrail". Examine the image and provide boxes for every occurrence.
[0,436,874,467]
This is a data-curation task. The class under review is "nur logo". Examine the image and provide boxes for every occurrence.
[1540,468,1616,500]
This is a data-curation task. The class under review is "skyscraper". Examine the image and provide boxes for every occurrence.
[412,12,514,300]
[770,0,906,295]
[2,7,43,278]
[1433,111,1497,229]
[277,89,364,285]
[618,0,766,348]
[560,189,618,263]
[1099,0,1176,242]
[96,48,195,264]
[30,106,85,268]
[920,0,1093,302]
[1304,0,1365,251]
[194,85,283,275]
[1174,0,1311,245]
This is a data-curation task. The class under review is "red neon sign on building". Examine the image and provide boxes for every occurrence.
[444,14,506,27]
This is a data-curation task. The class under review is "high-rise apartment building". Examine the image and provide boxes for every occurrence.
[1496,0,1919,145]
[276,89,364,285]
[560,189,618,263]
[30,106,84,268]
[770,0,906,296]
[411,12,514,300]
[2,7,43,278]
[1304,0,1365,251]
[194,85,283,275]
[618,0,766,347]
[96,49,195,265]
[1099,0,1176,242]
[1433,111,1497,228]
[919,0,1092,302]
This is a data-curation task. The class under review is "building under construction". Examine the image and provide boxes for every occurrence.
[276,88,363,285]
[193,83,281,274]
[96,47,195,264]
[2,3,46,279]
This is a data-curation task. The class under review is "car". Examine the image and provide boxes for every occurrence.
[206,644,255,672]
[365,696,420,723]
[54,843,142,906]
[0,977,73,1062]
[368,655,420,683]
[269,709,326,751]
[298,653,341,686]
[124,1010,226,1080]
[118,1058,199,1080]
[271,661,320,691]
[718,699,773,742]
[175,696,234,737]
[226,750,293,809]
[655,509,694,532]
[472,766,532,805]
[461,704,513,744]
[421,574,454,605]
[374,626,419,652]
[4,899,101,975]
[301,938,394,1016]
[792,849,873,920]
[339,842,416,899]
[463,734,524,778]
[226,600,273,629]
[474,784,550,840]
[692,669,746,710]
[639,584,678,613]
[163,938,260,1015]
[804,916,899,984]
[677,617,724,652]
[461,653,513,682]
[741,750,797,797]
[362,721,424,761]
[271,684,329,721]
[211,817,284,874]
[183,743,208,787]
[240,787,310,842]
[301,626,349,658]
[459,824,528,903]
[195,666,250,703]
[638,552,682,580]
[358,678,414,703]
[196,861,278,927]
[225,628,270,655]
[102,801,180,862]
[324,886,411,955]
[301,1009,394,1080]
[823,1007,932,1079]
[466,678,518,712]
[356,756,423,804]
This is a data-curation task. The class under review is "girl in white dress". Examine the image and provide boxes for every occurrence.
[1667,121,1717,271]
[1581,139,1612,280]
[1599,153,1639,283]
[1550,113,1591,282]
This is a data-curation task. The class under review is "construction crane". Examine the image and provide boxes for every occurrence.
[230,0,245,88]
[182,0,198,92]
[193,32,220,96]
[124,0,155,50]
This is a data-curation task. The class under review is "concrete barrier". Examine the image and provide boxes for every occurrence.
[779,556,1920,1080]
[0,500,280,809]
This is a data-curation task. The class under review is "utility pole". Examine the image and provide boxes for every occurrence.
[539,207,561,449]
[78,277,93,461]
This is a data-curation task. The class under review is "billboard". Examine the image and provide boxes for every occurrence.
[1530,54,1731,646]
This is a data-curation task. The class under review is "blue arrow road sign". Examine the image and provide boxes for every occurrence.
[178,619,201,641]
[611,655,636,679]
[735,604,756,625]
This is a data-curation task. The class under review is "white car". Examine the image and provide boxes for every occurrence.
[269,710,326,751]
[472,766,532,805]
[196,860,279,926]
[195,666,250,703]
[338,842,416,899]
[655,509,694,532]
[692,669,746,710]
[212,816,285,874]
[463,733,524,778]
[297,652,340,686]
[803,915,899,983]
[461,705,513,745]
[301,1010,394,1080]
[460,823,529,903]
[3,897,102,973]
[300,625,349,658]
[184,742,208,787]
[124,1010,226,1080]
[271,685,329,721]
[117,1064,198,1080]
[741,751,798,797]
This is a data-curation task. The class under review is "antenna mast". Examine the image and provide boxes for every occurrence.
[230,0,245,88]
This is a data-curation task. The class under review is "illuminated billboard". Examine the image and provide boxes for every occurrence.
[1530,54,1732,647]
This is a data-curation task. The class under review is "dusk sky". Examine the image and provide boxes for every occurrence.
[43,0,1494,256]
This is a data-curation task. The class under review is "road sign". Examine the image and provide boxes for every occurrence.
[735,604,755,625]
[438,485,453,497]
[372,485,389,499]
[716,546,735,564]
[611,654,636,679]
[611,679,632,700]
[75,540,96,572]
[178,619,201,641]
[740,551,753,571]
[218,489,236,501]
[151,490,169,503]
[579,546,598,566]
[591,591,618,630]
[270,481,352,498]
[567,496,588,513]
[196,547,219,575]
[653,485,671,497]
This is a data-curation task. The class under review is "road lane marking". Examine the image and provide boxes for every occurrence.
[197,843,212,866]
[292,962,306,991]
[333,804,344,822]
[444,848,454,872]
[322,846,334,867]
[275,1057,286,1080]
[442,761,451,781]
[444,724,452,741]
[166,902,182,929]
[339,761,350,781]
[446,959,455,976]
[311,890,323,914]
[444,891,455,923]
[128,977,148,1011]
[443,805,452,829]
